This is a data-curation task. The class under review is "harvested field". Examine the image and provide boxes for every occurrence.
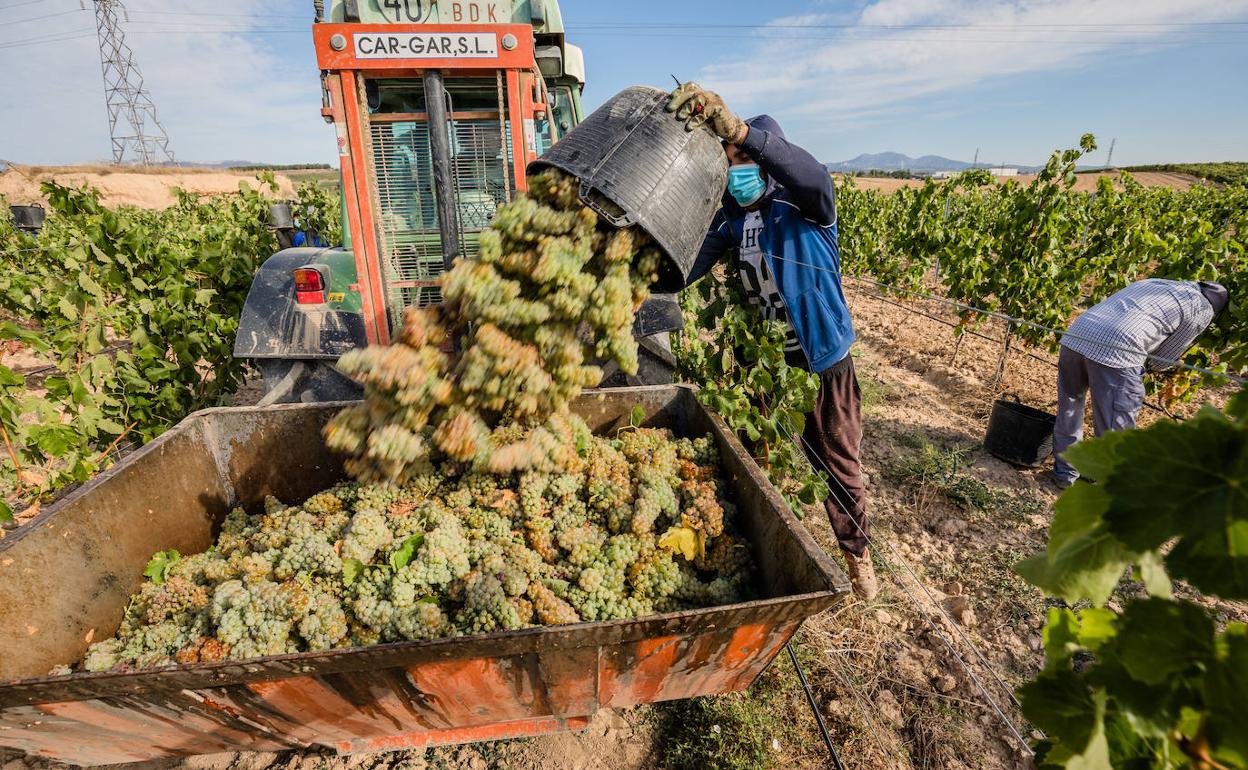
[0,165,300,209]
[841,170,1204,192]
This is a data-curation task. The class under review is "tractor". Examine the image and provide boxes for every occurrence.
[234,0,682,404]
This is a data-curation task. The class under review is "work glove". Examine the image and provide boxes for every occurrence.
[667,82,747,144]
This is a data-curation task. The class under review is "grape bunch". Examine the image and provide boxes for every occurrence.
[324,170,664,483]
[76,429,755,672]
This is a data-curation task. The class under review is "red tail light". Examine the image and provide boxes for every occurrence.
[293,267,325,304]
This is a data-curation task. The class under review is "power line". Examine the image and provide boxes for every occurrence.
[125,8,307,19]
[0,27,95,49]
[0,0,51,11]
[565,29,1248,46]
[572,20,1248,30]
[2,7,85,25]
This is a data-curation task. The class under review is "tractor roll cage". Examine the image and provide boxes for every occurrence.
[314,23,546,345]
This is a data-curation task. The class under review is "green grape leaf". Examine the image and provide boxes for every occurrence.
[388,534,425,571]
[629,404,646,429]
[1098,408,1248,598]
[143,549,180,584]
[1060,428,1129,482]
[1115,598,1214,686]
[1133,551,1172,599]
[1102,408,1243,548]
[1074,608,1117,651]
[342,557,365,586]
[56,297,78,322]
[1019,668,1104,758]
[0,321,48,351]
[1205,626,1248,766]
[0,365,24,388]
[1015,521,1133,606]
[1042,608,1082,670]
[0,499,13,524]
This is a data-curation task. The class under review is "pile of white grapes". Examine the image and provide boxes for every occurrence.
[77,170,755,672]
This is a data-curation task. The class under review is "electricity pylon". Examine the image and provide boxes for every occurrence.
[92,0,175,165]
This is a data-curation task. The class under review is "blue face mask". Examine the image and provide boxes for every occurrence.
[727,164,766,207]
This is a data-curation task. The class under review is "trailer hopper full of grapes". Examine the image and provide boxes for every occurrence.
[233,0,685,403]
[0,387,849,765]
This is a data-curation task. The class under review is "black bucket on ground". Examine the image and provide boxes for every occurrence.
[528,85,728,293]
[984,393,1056,467]
[9,205,45,233]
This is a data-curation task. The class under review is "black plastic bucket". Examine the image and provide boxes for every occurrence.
[266,203,295,230]
[529,86,728,293]
[984,393,1056,467]
[9,205,45,233]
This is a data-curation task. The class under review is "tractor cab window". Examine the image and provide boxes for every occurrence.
[365,75,516,315]
[552,87,575,134]
[534,112,553,155]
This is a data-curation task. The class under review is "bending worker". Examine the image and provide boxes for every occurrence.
[667,83,877,601]
[1053,278,1229,488]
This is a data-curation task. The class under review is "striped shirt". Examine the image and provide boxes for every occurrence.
[1061,279,1215,370]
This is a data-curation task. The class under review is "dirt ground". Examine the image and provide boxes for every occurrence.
[0,166,299,209]
[3,279,1242,770]
[842,170,1202,192]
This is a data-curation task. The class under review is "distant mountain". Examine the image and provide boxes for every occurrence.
[826,152,1044,174]
[827,152,973,173]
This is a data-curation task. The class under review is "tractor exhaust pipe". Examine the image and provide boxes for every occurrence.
[423,70,461,272]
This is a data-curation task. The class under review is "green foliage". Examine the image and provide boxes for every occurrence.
[674,266,829,516]
[837,135,1248,394]
[143,549,181,584]
[0,176,342,516]
[388,534,426,570]
[1016,390,1248,768]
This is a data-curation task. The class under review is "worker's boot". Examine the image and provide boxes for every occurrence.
[842,548,879,601]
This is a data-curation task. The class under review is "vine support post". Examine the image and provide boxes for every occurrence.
[950,329,965,368]
[990,321,1014,395]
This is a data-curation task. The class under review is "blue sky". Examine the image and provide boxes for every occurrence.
[2,0,1246,166]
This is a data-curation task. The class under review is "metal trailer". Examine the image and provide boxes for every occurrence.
[0,386,846,766]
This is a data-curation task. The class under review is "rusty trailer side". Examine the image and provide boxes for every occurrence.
[0,385,847,766]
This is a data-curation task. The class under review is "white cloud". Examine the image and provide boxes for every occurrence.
[698,0,1248,148]
[0,0,333,164]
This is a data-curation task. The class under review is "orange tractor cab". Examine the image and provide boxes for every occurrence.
[234,0,682,403]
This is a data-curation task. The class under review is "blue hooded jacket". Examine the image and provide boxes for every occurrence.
[686,115,854,373]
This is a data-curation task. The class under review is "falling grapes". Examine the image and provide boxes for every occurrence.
[323,169,663,481]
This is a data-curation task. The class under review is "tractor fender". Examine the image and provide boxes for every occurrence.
[233,247,368,360]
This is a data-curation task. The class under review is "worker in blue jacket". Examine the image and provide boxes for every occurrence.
[669,83,877,600]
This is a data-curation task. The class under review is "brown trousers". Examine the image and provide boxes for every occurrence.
[802,354,869,556]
